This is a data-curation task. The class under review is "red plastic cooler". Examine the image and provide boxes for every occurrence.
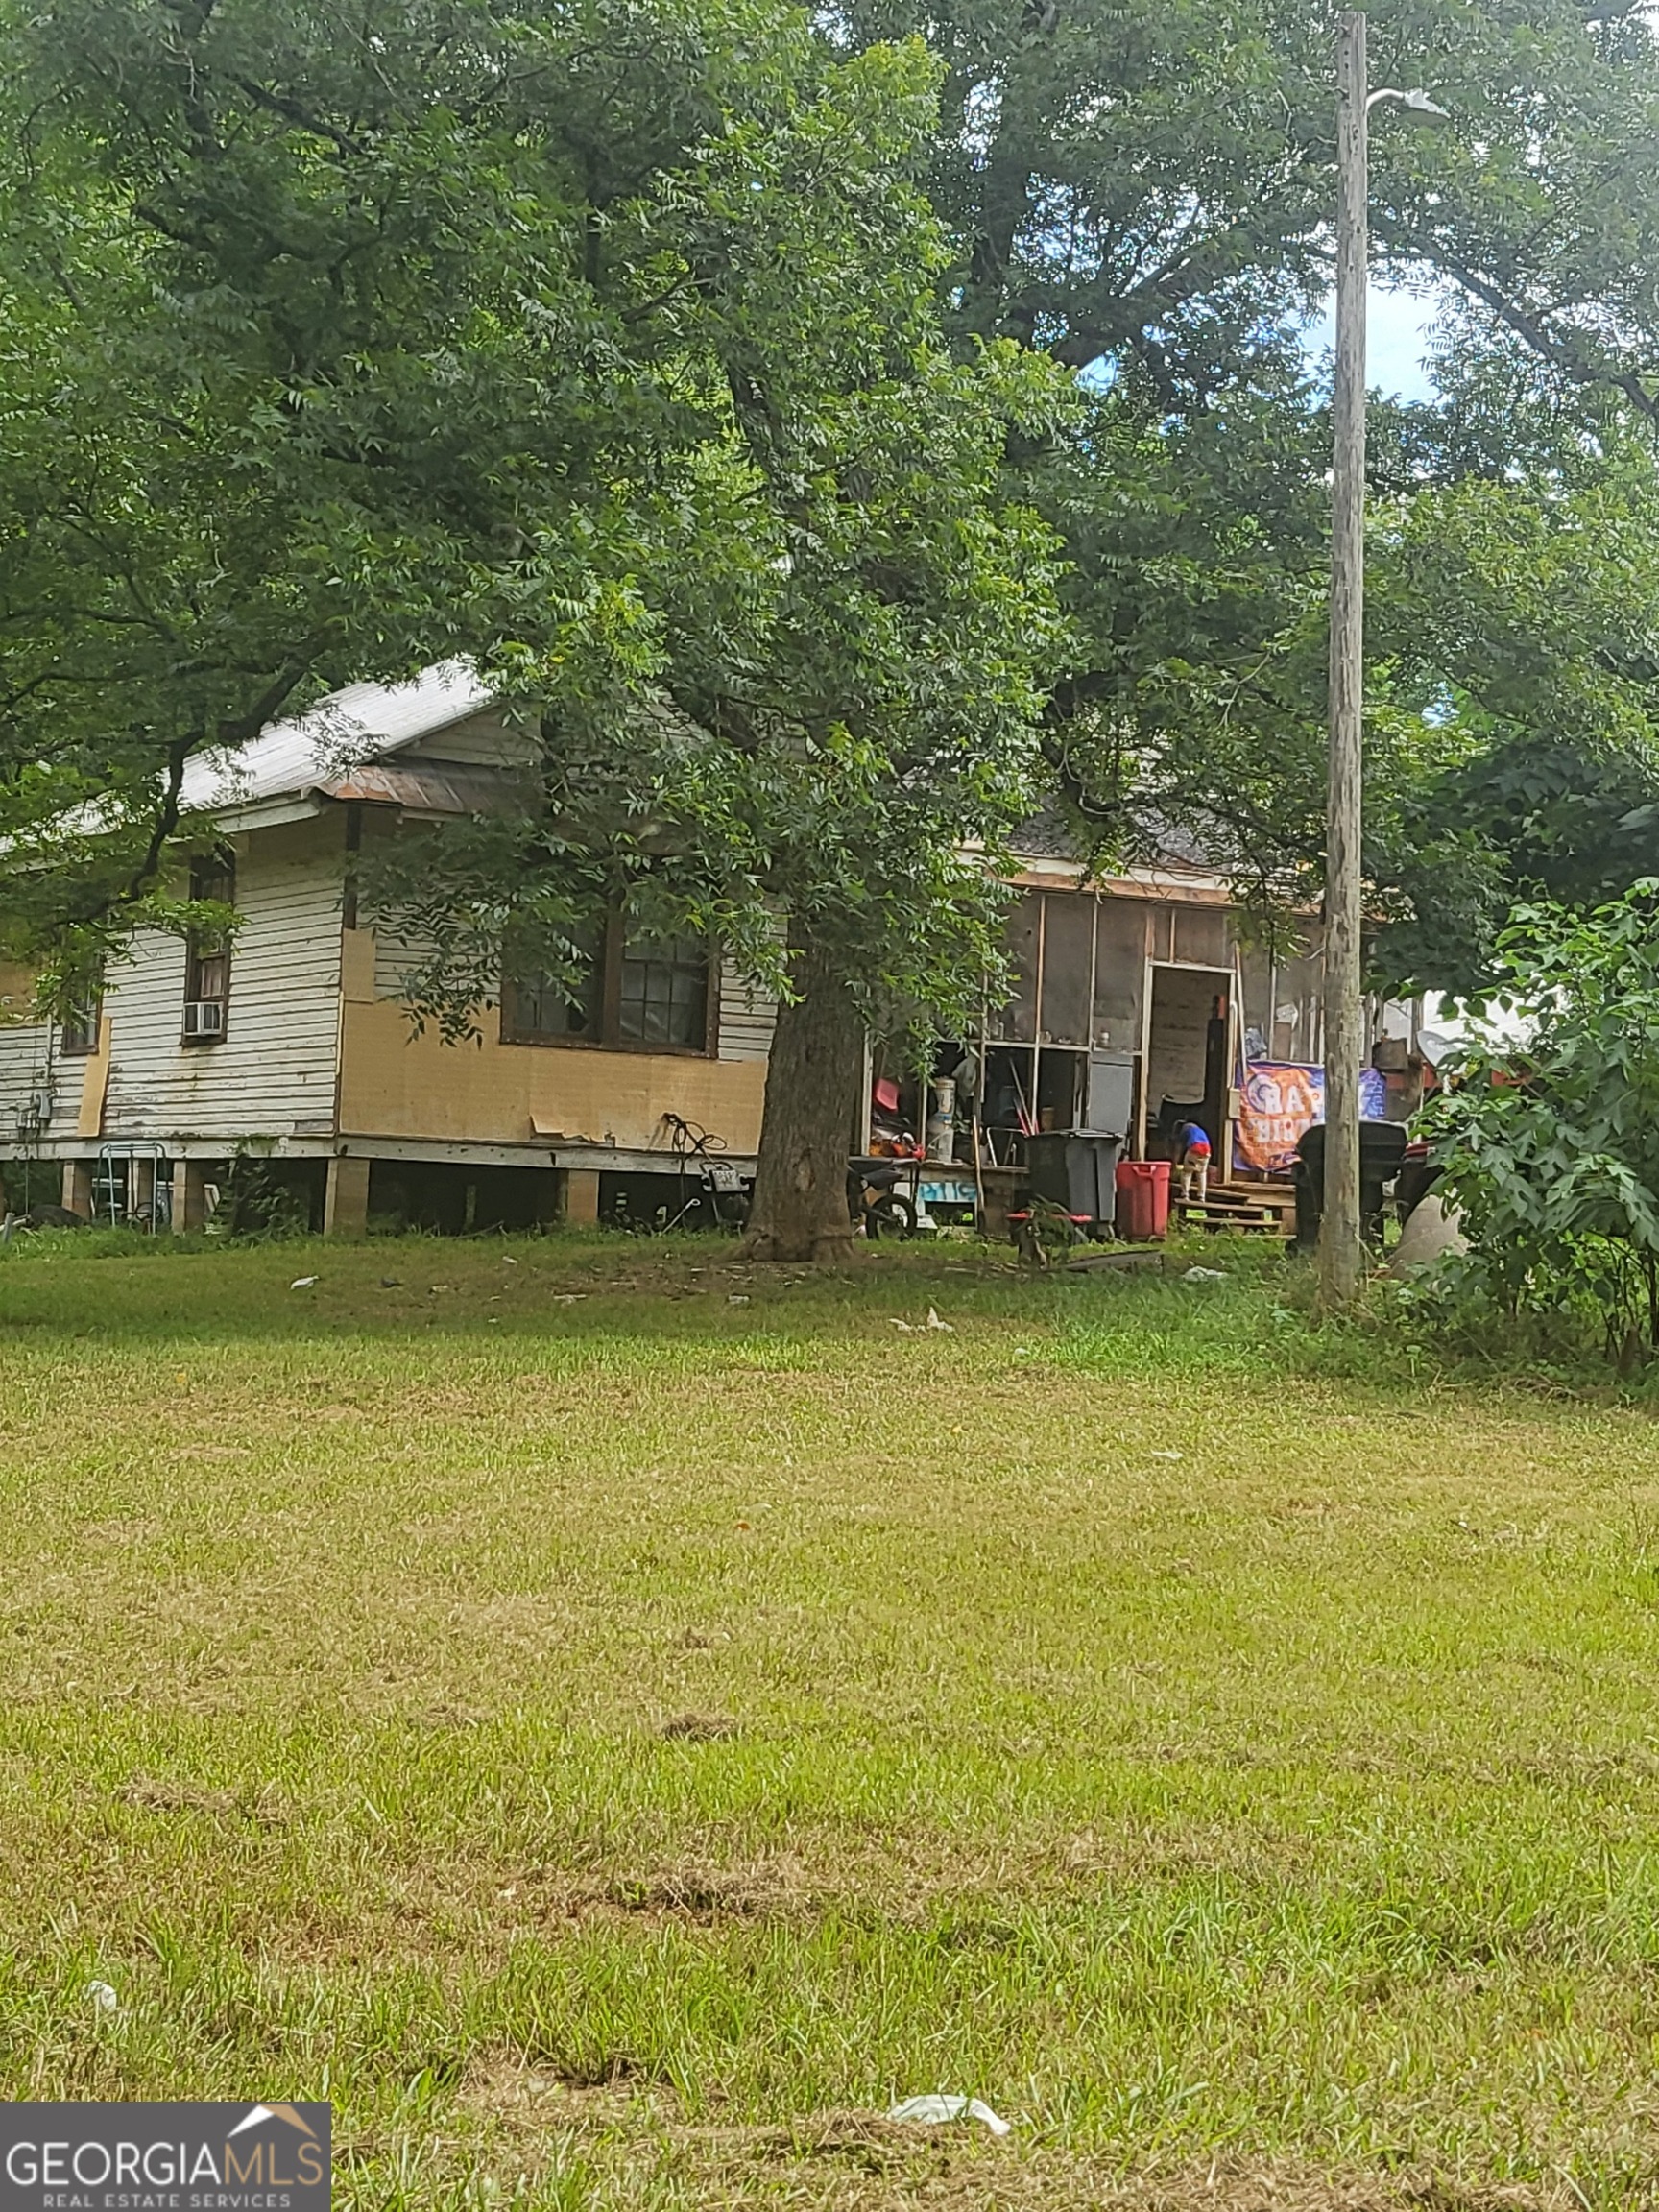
[1115,1159,1170,1241]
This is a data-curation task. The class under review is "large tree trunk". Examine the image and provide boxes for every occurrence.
[742,934,863,1262]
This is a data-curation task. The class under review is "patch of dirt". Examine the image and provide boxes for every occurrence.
[116,1775,237,1815]
[602,1855,815,1922]
[1122,2178,1544,2212]
[659,1712,741,1741]
[661,2132,1567,2212]
[715,2111,929,2177]
[1104,2170,1551,2212]
[461,2045,668,2122]
[482,1853,817,1933]
[455,2062,1575,2212]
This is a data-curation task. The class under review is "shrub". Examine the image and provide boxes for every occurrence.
[1427,883,1659,1366]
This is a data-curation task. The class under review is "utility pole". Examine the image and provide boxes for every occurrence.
[1319,7,1368,1312]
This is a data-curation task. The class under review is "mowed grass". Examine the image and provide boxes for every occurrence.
[3,1231,1659,2210]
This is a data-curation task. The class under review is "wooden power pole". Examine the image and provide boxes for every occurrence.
[1319,8,1368,1312]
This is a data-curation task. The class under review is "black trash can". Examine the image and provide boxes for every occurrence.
[1023,1132,1123,1231]
[1293,1120,1409,1251]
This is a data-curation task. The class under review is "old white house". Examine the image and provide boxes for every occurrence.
[0,667,1388,1233]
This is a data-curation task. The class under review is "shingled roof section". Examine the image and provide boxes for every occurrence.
[1008,807,1217,875]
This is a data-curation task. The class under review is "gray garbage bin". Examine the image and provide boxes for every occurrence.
[1023,1132,1124,1230]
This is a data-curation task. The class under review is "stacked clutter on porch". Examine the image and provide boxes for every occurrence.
[855,857,1427,1249]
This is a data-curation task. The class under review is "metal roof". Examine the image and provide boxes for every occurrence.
[319,760,528,816]
[180,662,497,815]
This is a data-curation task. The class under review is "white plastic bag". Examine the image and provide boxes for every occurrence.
[886,2094,1010,2136]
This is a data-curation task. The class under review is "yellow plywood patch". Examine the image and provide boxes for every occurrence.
[339,1000,767,1155]
[76,1014,113,1139]
[340,927,377,1003]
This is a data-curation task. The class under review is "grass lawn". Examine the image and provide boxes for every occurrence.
[2,1229,1658,2210]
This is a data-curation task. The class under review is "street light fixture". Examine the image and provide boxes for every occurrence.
[1318,12,1445,1312]
[1374,86,1450,121]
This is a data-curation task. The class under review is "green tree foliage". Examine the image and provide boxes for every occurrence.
[1,0,693,973]
[0,0,1060,925]
[843,0,1659,407]
[1376,732,1659,998]
[0,0,1069,1254]
[1368,429,1659,991]
[836,0,1659,984]
[1426,885,1659,1365]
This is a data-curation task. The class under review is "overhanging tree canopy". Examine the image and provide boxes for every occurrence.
[0,0,1070,1257]
[835,0,1659,982]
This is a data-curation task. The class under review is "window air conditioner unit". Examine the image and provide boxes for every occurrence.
[183,999,225,1040]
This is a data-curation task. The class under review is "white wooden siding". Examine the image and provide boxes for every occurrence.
[0,1020,60,1142]
[96,823,348,1144]
[717,955,776,1062]
[399,711,540,767]
[373,926,444,1003]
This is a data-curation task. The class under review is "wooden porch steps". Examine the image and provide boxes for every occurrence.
[1171,1180,1297,1236]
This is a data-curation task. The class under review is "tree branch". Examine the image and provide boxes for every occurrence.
[123,731,197,905]
[230,75,364,156]
[1374,214,1659,424]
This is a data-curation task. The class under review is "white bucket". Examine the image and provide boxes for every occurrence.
[926,1077,956,1164]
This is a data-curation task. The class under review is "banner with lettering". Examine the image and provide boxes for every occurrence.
[1233,1063,1387,1175]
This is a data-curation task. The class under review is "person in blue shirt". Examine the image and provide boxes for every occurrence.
[1172,1118,1213,1204]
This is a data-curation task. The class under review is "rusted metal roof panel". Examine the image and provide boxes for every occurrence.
[317,762,528,814]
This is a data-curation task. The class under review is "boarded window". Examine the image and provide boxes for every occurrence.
[1173,906,1229,969]
[1093,900,1144,1048]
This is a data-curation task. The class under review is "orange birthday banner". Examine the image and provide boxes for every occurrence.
[1234,1061,1325,1176]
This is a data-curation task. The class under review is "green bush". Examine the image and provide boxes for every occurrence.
[1427,883,1659,1367]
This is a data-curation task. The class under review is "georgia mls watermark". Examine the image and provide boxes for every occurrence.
[0,2104,329,2212]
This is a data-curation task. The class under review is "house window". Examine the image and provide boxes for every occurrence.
[182,854,234,1045]
[503,914,713,1055]
[60,979,103,1056]
[502,925,605,1044]
[619,931,709,1049]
